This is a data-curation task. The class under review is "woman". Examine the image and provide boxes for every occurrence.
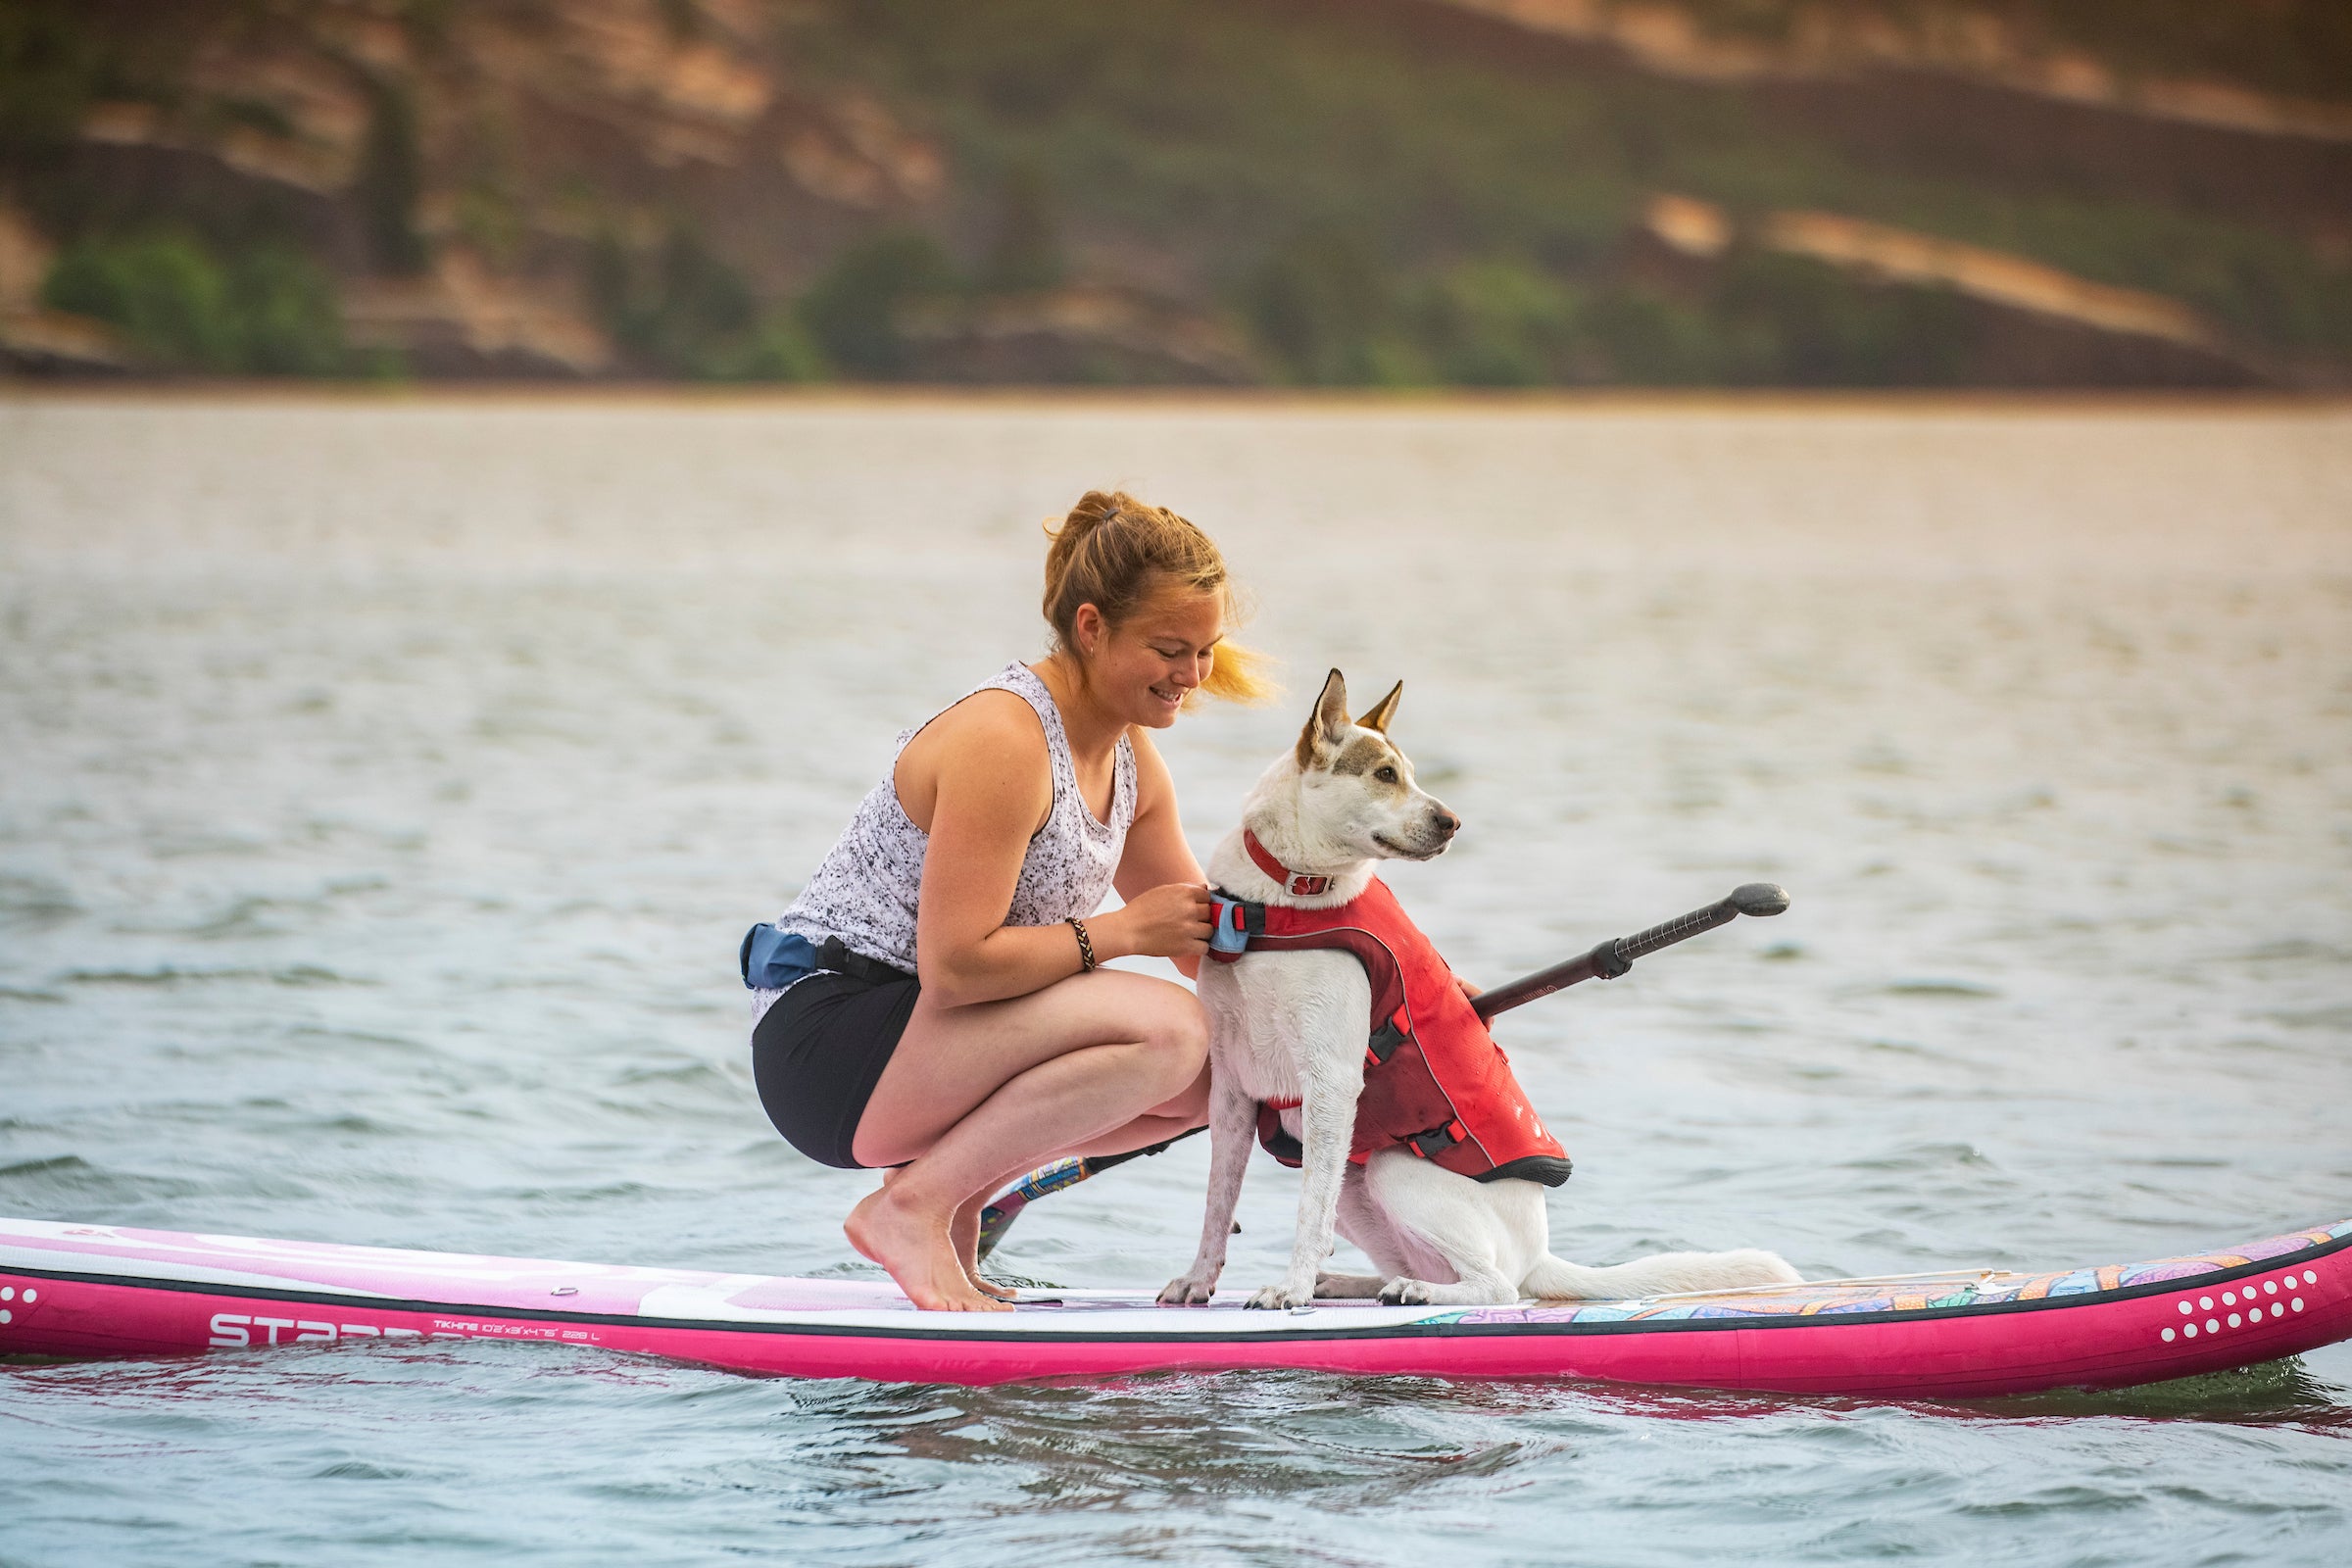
[749,490,1269,1311]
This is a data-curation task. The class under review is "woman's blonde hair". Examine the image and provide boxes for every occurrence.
[1042,489,1272,706]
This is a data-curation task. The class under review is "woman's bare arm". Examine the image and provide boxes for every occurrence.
[904,696,1207,1005]
[1112,727,1209,980]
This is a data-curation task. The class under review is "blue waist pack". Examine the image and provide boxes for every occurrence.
[740,923,819,990]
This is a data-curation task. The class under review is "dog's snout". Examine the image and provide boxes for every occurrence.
[1433,808,1461,835]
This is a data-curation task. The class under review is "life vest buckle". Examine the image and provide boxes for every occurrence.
[1364,1006,1411,1067]
[1404,1119,1467,1159]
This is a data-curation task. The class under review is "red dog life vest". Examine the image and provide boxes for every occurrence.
[1209,877,1572,1186]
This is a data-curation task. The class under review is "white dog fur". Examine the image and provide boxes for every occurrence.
[1160,670,1801,1310]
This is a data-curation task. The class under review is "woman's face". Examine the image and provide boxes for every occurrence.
[1074,583,1225,728]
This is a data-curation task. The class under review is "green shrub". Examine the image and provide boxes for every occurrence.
[225,244,348,374]
[1242,223,1398,384]
[797,230,958,377]
[1711,250,1973,385]
[1406,260,1582,385]
[1573,287,1728,383]
[590,224,830,380]
[44,232,231,366]
[708,312,829,382]
[42,232,348,373]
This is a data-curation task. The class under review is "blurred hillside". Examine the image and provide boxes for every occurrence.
[1,0,2347,387]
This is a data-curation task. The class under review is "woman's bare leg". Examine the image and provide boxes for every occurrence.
[844,969,1207,1311]
[944,1057,1213,1296]
[947,1192,1017,1298]
[881,1175,1016,1300]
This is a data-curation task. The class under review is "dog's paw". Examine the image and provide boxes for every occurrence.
[1245,1281,1314,1310]
[1377,1277,1436,1306]
[1156,1273,1218,1306]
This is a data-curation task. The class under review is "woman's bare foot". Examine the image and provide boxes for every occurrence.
[952,1193,1018,1300]
[879,1168,1015,1301]
[846,1184,1008,1312]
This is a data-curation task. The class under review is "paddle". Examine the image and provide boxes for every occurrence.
[1469,881,1790,1019]
[974,1128,1205,1259]
[975,882,1790,1259]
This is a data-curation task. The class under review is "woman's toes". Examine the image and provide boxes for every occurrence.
[846,1186,1006,1311]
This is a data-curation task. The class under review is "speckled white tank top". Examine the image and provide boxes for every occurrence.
[751,662,1137,1024]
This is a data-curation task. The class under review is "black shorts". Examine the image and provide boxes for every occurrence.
[752,968,920,1170]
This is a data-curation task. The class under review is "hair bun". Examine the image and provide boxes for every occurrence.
[1052,490,1122,540]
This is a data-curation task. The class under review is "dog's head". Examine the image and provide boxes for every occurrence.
[1292,668,1460,861]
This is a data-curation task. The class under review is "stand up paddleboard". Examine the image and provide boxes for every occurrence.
[5,1215,2347,1397]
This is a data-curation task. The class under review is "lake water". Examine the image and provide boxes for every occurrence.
[3,393,2349,1564]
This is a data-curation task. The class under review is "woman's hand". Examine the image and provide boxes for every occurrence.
[1455,975,1483,1003]
[1099,882,1215,962]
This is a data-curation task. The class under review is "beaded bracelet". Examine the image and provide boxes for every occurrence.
[1066,916,1099,972]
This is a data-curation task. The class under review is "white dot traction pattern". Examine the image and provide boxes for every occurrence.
[2163,1269,2321,1345]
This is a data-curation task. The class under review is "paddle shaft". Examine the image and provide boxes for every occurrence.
[975,1129,1202,1258]
[1471,881,1788,1020]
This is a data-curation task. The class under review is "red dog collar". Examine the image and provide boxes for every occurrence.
[1244,828,1331,897]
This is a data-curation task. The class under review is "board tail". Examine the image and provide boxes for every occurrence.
[1523,1248,1802,1301]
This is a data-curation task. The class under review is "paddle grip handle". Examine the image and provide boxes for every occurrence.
[1616,899,1740,962]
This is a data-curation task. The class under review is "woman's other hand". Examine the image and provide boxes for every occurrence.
[1101,882,1214,962]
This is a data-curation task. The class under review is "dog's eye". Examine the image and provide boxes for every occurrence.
[1375,765,1398,783]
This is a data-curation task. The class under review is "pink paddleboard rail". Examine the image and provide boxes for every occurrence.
[4,1216,2347,1397]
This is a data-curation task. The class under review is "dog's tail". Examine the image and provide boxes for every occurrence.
[1522,1248,1801,1302]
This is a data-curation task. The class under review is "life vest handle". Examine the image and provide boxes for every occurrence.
[1470,882,1789,1022]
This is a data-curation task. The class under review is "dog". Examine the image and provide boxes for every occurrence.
[1159,669,1802,1309]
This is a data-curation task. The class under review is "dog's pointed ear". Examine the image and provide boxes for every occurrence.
[1295,668,1349,769]
[1355,680,1403,734]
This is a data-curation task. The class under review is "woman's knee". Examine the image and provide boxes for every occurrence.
[1138,988,1209,1083]
[1149,1056,1212,1122]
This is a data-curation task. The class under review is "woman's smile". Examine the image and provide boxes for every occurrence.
[1113,588,1224,727]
